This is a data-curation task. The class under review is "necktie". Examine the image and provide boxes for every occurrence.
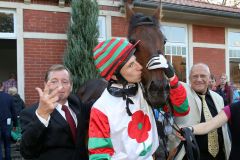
[62,105,77,143]
[200,95,219,157]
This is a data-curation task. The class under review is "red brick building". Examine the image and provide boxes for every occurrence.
[0,0,239,105]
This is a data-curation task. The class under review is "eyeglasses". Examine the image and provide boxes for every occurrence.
[191,74,208,80]
[48,79,70,88]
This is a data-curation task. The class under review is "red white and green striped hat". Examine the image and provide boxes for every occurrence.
[93,38,139,81]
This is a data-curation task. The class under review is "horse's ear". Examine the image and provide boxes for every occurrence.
[125,2,134,22]
[153,6,161,20]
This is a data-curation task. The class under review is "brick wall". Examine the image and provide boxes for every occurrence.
[192,24,226,80]
[23,9,70,105]
[111,16,128,37]
[193,47,225,80]
[24,39,67,106]
[193,25,225,44]
[24,10,70,33]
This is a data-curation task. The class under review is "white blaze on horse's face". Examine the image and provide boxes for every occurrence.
[120,55,143,83]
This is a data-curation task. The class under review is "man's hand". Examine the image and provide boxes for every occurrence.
[146,54,175,79]
[175,130,186,141]
[36,84,61,120]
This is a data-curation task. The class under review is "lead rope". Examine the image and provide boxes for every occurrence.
[165,100,200,160]
[139,82,170,159]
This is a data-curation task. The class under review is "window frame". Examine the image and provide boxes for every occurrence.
[98,16,106,42]
[0,9,16,39]
[161,23,188,82]
[228,29,240,89]
[228,31,240,59]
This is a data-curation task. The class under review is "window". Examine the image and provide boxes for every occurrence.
[161,25,188,82]
[162,26,187,56]
[98,16,106,42]
[0,9,16,39]
[228,31,240,89]
[229,32,240,58]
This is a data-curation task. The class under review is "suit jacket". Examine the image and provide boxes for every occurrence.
[171,83,231,160]
[0,91,17,126]
[20,94,91,160]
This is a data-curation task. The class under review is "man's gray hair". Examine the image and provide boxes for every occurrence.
[8,87,18,95]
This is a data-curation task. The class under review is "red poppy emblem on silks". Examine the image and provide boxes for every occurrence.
[128,110,151,143]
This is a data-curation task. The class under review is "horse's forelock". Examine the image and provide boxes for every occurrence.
[128,13,159,39]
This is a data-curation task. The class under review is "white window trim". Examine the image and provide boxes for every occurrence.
[98,16,106,42]
[0,9,16,39]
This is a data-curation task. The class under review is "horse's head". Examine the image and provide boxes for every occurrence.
[126,4,170,107]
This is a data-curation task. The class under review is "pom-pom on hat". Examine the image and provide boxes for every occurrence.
[93,38,140,81]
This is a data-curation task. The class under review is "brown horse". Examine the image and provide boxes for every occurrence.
[126,4,169,107]
[78,4,169,108]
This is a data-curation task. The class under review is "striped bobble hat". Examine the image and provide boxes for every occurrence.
[93,38,139,81]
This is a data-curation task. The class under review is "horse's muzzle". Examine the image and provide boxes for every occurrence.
[146,80,170,107]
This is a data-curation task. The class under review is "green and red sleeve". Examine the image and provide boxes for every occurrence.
[167,76,190,116]
[88,108,114,160]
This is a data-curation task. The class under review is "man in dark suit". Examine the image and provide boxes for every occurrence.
[0,81,17,160]
[20,64,90,160]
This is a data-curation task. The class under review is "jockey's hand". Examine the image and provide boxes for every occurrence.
[146,54,175,78]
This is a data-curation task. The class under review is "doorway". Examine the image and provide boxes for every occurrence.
[0,39,17,82]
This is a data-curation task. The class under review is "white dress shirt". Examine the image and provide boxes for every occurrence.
[36,101,78,127]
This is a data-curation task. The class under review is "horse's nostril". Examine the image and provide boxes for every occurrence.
[147,80,170,100]
[148,82,159,95]
[149,81,163,92]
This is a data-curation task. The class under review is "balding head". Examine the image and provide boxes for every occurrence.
[190,63,210,78]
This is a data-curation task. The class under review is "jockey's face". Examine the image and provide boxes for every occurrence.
[120,55,143,83]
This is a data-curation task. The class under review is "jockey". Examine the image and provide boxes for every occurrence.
[88,38,189,160]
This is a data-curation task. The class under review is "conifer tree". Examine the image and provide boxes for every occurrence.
[64,0,99,93]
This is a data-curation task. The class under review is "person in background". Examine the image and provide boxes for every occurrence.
[216,73,233,106]
[20,64,90,160]
[209,74,217,91]
[88,38,189,160]
[173,63,231,160]
[229,81,240,103]
[184,100,239,159]
[3,73,17,93]
[0,82,17,160]
[8,87,25,117]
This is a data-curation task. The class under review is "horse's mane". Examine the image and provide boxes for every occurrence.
[127,13,160,39]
